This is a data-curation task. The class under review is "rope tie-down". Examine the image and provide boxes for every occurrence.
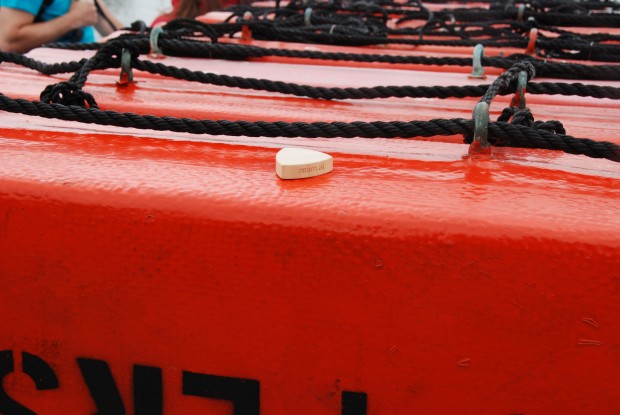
[40,82,99,109]
[0,22,617,163]
[4,34,618,105]
[0,67,617,162]
[466,62,569,155]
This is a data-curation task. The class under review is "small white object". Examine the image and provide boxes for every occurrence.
[276,148,333,180]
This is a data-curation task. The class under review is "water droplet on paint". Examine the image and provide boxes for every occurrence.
[375,259,384,269]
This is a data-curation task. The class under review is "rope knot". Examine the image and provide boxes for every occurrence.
[502,61,536,93]
[40,82,98,109]
[498,107,534,127]
[498,106,566,136]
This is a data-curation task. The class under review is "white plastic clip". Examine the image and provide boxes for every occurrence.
[276,148,333,180]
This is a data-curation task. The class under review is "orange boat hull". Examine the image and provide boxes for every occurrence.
[0,24,619,415]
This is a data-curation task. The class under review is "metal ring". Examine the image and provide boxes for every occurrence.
[469,102,491,154]
[149,25,165,59]
[469,44,485,79]
[304,8,313,26]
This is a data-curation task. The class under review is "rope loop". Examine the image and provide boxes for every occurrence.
[498,107,566,135]
[39,82,98,109]
[480,61,536,104]
[163,19,219,43]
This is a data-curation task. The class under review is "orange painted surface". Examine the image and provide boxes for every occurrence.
[0,120,619,415]
[0,40,619,415]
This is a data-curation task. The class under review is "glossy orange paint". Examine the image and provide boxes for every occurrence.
[0,45,619,415]
[0,118,619,415]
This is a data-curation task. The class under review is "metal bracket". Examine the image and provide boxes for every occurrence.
[469,44,486,79]
[525,27,538,56]
[510,70,528,109]
[468,102,491,155]
[149,26,165,59]
[117,48,135,86]
[242,11,253,41]
[304,8,313,26]
[516,4,525,22]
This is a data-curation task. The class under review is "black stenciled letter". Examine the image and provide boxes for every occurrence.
[77,358,126,415]
[341,391,367,415]
[78,358,163,415]
[134,365,163,415]
[0,350,59,415]
[182,371,260,415]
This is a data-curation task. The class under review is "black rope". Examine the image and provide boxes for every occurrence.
[38,32,620,81]
[0,91,618,162]
[154,39,620,81]
[1,14,618,163]
[186,20,620,62]
[228,2,620,27]
[42,16,620,63]
[0,51,86,75]
[132,58,620,101]
[3,50,618,102]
